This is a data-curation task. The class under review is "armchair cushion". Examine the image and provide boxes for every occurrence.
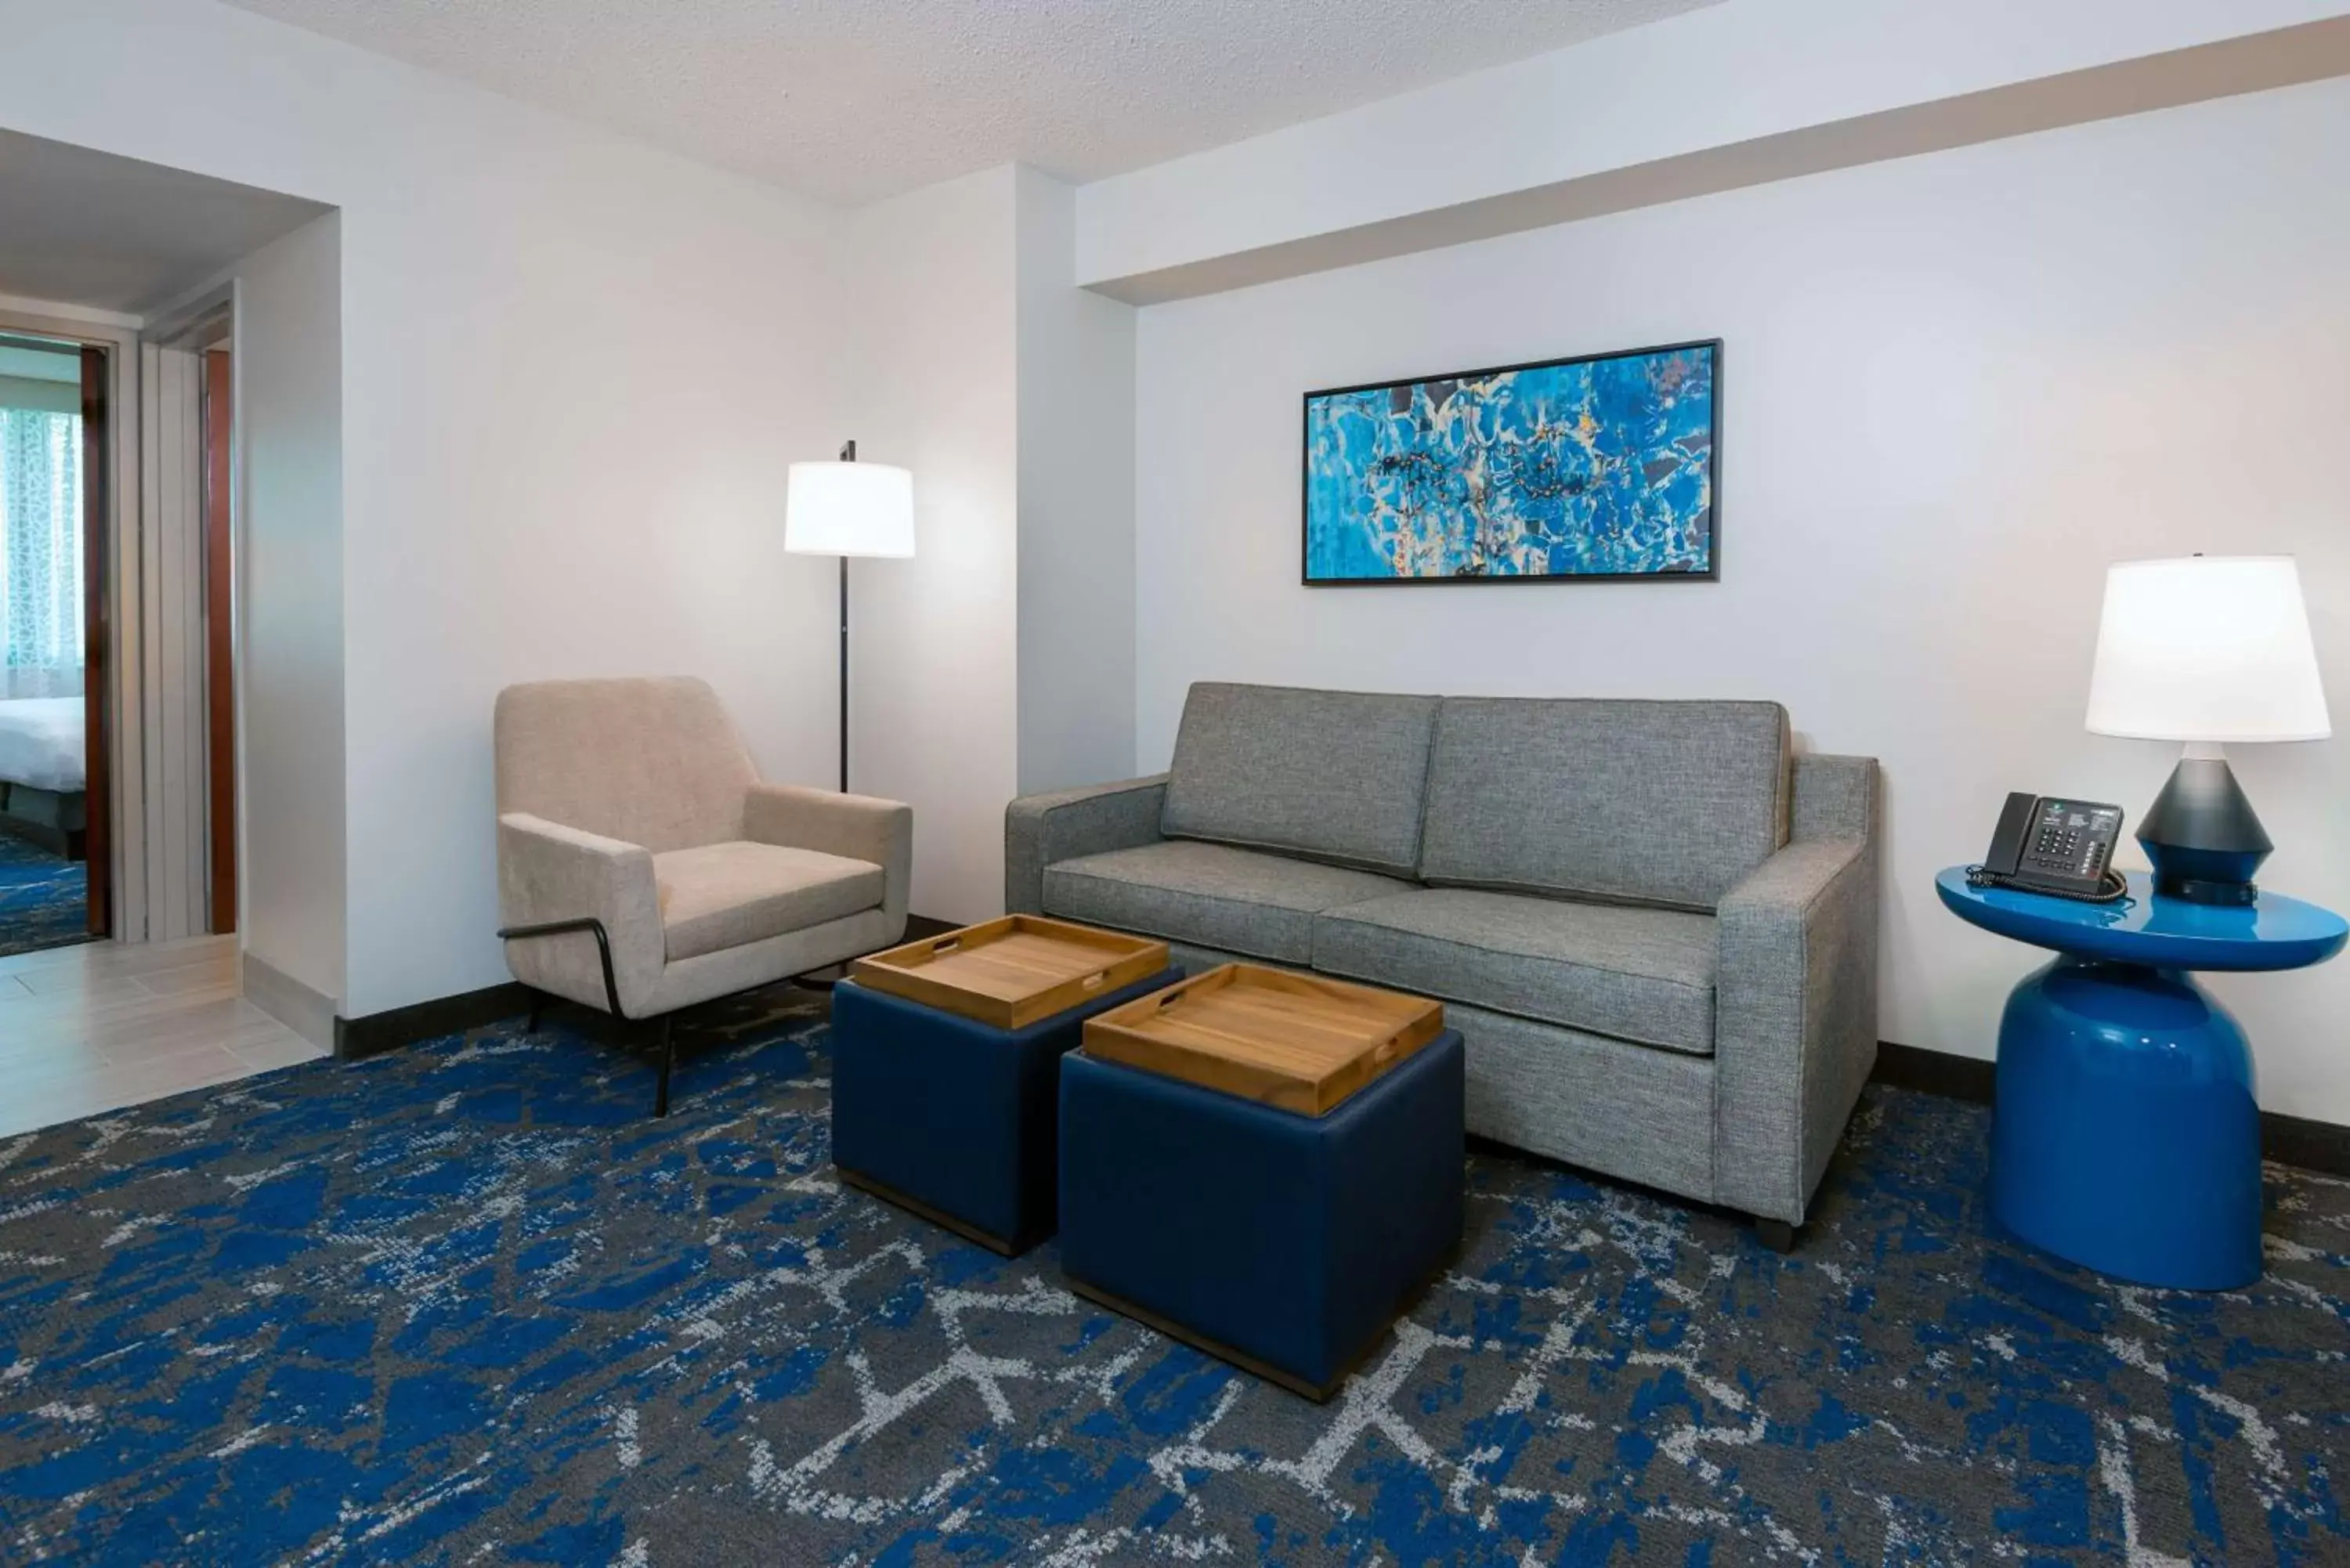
[653,842,884,963]
[743,783,914,932]
[1314,888,1718,1056]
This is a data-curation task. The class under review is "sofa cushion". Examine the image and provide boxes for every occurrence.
[653,841,885,962]
[1161,682,1440,876]
[1419,698,1789,912]
[1314,888,1717,1056]
[1042,840,1411,964]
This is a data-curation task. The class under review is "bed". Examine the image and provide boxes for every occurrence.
[0,697,87,860]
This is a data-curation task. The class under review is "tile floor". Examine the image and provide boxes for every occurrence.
[0,934,327,1139]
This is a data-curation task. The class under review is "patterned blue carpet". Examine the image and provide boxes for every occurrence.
[0,829,89,959]
[2,988,2347,1565]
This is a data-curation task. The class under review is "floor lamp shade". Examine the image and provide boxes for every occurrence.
[784,459,915,558]
[2084,555,2331,905]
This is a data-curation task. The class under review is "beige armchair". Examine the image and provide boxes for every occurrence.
[494,676,911,1115]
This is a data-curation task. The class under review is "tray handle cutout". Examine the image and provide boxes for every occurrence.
[932,937,961,955]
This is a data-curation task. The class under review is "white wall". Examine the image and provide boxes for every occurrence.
[1077,0,2350,299]
[842,164,1137,918]
[1015,168,1138,795]
[846,167,1022,923]
[333,146,847,1017]
[1133,78,2350,1122]
[235,213,345,1007]
[0,0,850,1016]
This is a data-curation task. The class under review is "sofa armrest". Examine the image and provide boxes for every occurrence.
[1712,754,1880,1225]
[497,811,665,1017]
[744,783,914,937]
[1004,774,1170,914]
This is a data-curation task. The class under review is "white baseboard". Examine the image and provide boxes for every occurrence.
[241,951,338,1051]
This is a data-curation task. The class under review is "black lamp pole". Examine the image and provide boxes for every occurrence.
[836,439,854,794]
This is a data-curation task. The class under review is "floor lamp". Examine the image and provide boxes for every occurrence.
[784,441,915,792]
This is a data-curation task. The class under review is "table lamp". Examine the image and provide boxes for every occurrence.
[2084,555,2330,905]
[785,440,915,792]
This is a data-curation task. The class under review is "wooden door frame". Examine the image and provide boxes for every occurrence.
[79,345,112,935]
[0,302,137,941]
[201,347,235,934]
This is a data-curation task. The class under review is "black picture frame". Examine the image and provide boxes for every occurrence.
[1300,337,1723,587]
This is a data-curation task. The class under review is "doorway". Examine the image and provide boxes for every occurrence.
[0,331,108,956]
[0,301,244,959]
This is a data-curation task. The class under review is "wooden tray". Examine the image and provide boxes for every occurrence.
[1082,964,1444,1117]
[849,916,1171,1031]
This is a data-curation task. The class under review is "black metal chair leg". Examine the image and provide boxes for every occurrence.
[525,990,542,1034]
[654,1014,674,1119]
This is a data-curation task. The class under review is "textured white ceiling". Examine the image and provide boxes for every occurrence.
[217,0,1722,207]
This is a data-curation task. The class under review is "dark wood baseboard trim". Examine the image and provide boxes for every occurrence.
[2262,1111,2350,1178]
[1871,1040,1997,1104]
[1871,1039,2350,1179]
[333,914,964,1060]
[335,981,532,1061]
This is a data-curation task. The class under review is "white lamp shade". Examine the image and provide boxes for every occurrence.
[2084,555,2330,742]
[784,460,915,558]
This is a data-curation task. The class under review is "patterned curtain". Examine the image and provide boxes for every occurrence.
[0,407,85,676]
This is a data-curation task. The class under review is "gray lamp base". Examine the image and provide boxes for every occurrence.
[2137,746,2272,907]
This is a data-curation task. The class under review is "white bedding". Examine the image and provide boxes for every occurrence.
[0,697,86,793]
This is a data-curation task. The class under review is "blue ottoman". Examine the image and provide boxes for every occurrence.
[1058,1028,1465,1400]
[832,969,1179,1255]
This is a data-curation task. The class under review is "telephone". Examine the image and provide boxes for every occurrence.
[1969,793,2129,902]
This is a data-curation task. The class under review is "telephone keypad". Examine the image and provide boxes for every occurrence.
[2027,800,2120,883]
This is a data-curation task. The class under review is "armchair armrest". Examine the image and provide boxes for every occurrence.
[1004,774,1170,914]
[497,812,665,1017]
[743,784,914,936]
[1712,754,1880,1225]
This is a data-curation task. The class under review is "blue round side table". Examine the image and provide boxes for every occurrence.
[1936,867,2347,1291]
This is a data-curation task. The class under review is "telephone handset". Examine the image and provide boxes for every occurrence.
[1969,793,2129,902]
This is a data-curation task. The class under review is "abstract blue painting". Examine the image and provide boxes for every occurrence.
[1303,339,1718,583]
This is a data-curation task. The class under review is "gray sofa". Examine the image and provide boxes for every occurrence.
[1004,682,1879,1244]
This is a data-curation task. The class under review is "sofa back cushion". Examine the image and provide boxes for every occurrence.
[1161,682,1439,876]
[1419,698,1790,910]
